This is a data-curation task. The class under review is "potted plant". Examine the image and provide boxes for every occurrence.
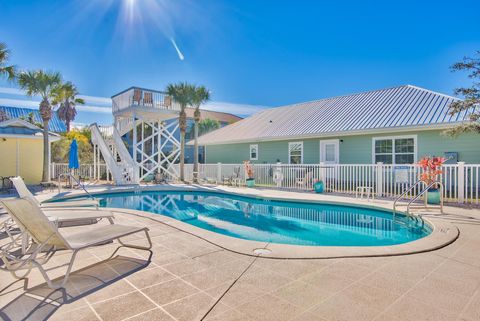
[313,180,324,193]
[417,156,446,204]
[244,161,255,187]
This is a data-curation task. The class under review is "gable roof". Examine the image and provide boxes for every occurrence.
[0,118,60,140]
[185,108,242,124]
[197,85,473,145]
[0,106,67,132]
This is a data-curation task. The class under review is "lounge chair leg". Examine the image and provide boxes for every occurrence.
[32,250,79,290]
[117,229,152,251]
[108,229,153,260]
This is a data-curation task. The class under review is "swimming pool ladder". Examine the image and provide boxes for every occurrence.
[393,180,444,220]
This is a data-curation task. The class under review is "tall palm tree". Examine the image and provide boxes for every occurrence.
[52,81,85,132]
[166,82,195,181]
[191,86,210,183]
[0,42,15,80]
[18,70,62,182]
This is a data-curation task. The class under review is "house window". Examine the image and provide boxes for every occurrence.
[373,136,416,164]
[289,142,303,164]
[249,144,258,160]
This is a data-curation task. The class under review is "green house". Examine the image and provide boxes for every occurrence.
[196,85,479,165]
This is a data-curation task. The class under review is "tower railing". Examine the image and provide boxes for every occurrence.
[112,87,181,113]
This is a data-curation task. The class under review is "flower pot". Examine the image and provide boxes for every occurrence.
[246,179,255,187]
[426,188,441,205]
[313,181,324,193]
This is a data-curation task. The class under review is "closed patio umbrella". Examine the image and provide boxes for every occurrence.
[68,139,79,187]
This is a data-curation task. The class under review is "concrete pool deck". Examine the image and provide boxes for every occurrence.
[1,184,480,320]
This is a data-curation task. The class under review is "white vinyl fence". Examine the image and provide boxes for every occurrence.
[50,163,112,182]
[51,161,479,205]
[172,162,480,205]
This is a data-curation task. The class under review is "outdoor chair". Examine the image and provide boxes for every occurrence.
[198,172,217,185]
[143,91,153,106]
[10,176,99,209]
[296,171,313,189]
[0,176,15,193]
[0,197,152,289]
[223,167,242,187]
[133,88,143,105]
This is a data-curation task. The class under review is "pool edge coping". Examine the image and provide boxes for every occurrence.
[45,184,460,259]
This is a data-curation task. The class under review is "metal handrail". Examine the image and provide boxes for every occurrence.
[393,179,424,215]
[406,181,444,216]
[57,173,94,199]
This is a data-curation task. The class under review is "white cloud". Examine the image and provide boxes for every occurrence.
[203,101,268,116]
[0,86,268,117]
[78,95,112,105]
[0,98,39,108]
[0,98,112,113]
[0,87,23,96]
[0,86,112,106]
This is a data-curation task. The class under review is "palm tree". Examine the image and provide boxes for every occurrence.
[17,70,62,182]
[166,82,195,181]
[52,81,85,132]
[198,118,221,136]
[191,86,210,183]
[0,42,15,80]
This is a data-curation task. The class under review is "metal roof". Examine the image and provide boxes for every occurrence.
[0,119,61,139]
[0,106,66,132]
[197,85,473,145]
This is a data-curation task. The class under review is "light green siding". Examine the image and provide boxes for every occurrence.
[205,130,480,164]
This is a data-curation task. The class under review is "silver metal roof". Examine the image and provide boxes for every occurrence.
[197,85,472,145]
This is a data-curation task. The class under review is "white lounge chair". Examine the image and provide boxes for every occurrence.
[10,176,99,209]
[0,197,152,289]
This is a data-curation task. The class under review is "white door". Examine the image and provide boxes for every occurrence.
[320,139,340,164]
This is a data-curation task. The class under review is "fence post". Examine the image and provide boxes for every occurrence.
[319,162,326,182]
[457,161,465,204]
[217,162,222,183]
[51,162,55,180]
[376,162,383,198]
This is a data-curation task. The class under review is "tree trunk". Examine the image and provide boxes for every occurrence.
[66,119,70,132]
[179,110,187,181]
[193,108,201,183]
[42,120,50,182]
[193,120,199,183]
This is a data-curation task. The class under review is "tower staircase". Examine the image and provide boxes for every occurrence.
[90,123,139,185]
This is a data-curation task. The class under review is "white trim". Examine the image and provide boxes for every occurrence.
[0,118,41,130]
[371,134,417,165]
[249,144,258,160]
[320,139,340,164]
[0,133,61,141]
[288,141,303,164]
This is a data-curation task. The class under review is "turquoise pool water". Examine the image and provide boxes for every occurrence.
[93,191,430,246]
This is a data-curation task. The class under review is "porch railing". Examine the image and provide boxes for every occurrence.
[170,162,480,205]
[112,87,180,113]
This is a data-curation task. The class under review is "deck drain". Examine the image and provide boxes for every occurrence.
[253,248,272,255]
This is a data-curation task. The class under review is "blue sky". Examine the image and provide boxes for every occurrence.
[0,0,479,125]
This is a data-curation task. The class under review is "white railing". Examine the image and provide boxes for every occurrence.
[168,162,480,205]
[50,163,112,182]
[112,87,181,113]
[90,123,137,184]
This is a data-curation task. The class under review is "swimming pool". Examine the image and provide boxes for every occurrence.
[90,190,431,246]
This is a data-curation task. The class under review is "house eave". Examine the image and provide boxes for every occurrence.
[0,133,61,141]
[198,123,460,146]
